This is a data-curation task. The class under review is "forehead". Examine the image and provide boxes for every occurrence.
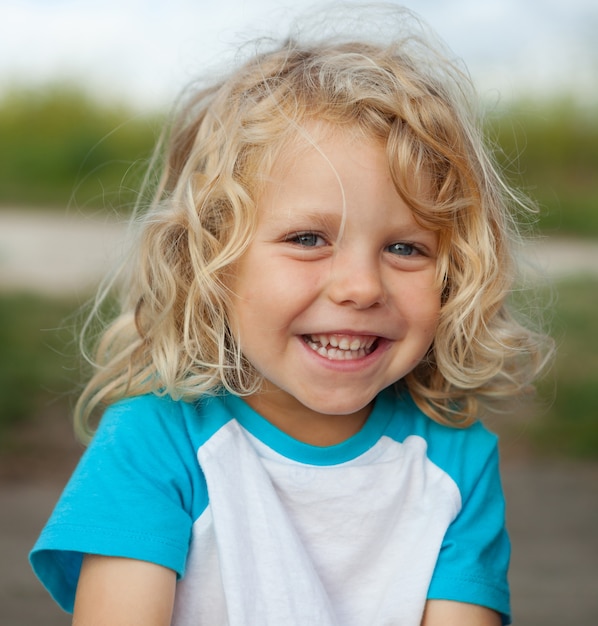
[247,120,441,241]
[257,121,436,208]
[260,122,385,181]
[257,125,383,196]
[254,128,434,239]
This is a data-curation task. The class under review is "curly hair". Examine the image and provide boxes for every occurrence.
[75,6,552,441]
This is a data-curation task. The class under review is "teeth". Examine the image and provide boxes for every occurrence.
[350,338,362,351]
[305,334,378,361]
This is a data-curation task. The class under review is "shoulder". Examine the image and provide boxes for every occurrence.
[381,388,500,494]
[30,391,239,612]
[95,391,234,449]
[98,392,198,430]
[71,392,239,523]
[382,387,498,448]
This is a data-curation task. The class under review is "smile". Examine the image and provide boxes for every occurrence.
[303,334,379,361]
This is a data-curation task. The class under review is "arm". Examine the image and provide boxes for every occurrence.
[422,600,501,626]
[72,554,176,626]
[425,424,510,623]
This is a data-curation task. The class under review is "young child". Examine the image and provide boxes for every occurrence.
[31,6,550,625]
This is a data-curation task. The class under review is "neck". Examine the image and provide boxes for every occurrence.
[244,392,372,447]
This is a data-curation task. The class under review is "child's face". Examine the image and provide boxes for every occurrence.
[229,126,441,443]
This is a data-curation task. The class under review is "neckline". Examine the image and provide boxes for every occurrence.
[222,388,397,466]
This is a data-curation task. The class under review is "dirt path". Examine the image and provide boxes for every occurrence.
[502,458,598,625]
[0,209,127,296]
[1,209,598,296]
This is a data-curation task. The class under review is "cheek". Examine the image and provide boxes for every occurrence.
[403,276,442,318]
[407,286,442,347]
[424,296,442,350]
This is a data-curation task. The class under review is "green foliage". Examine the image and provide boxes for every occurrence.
[1,84,596,235]
[0,294,79,444]
[0,84,161,210]
[486,98,598,236]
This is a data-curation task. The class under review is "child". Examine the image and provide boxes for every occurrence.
[30,5,550,625]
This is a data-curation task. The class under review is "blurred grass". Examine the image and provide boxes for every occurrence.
[0,84,161,211]
[486,97,598,237]
[0,294,79,447]
[0,85,597,236]
[1,278,597,458]
[529,277,598,458]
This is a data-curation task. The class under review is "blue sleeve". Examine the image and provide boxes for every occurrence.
[29,395,208,613]
[426,422,511,625]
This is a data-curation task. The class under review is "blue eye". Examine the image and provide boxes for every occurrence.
[289,232,324,247]
[387,242,418,256]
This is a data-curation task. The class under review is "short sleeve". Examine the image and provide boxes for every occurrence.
[426,423,511,625]
[29,395,207,613]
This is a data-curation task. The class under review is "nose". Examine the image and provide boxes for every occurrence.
[327,250,385,309]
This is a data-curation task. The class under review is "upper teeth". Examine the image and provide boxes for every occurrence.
[309,334,377,351]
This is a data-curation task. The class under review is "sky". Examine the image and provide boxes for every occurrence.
[1,0,597,109]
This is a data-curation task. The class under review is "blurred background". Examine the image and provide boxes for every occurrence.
[0,1,597,625]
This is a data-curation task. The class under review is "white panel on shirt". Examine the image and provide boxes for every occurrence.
[173,420,461,626]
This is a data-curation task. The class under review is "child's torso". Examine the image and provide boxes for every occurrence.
[172,394,460,625]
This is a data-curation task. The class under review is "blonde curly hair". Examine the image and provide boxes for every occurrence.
[75,6,552,441]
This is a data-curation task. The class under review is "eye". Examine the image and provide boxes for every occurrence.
[387,242,420,256]
[287,232,326,248]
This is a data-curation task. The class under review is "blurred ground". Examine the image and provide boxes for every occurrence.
[1,208,597,625]
[2,418,598,626]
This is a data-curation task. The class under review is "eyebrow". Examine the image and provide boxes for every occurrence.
[273,206,437,243]
[277,208,343,231]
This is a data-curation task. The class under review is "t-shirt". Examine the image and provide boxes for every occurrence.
[30,386,511,624]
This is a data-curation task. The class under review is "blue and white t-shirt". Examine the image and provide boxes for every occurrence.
[30,387,511,625]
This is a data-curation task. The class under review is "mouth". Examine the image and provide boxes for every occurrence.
[302,333,379,361]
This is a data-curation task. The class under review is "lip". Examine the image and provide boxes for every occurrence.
[302,329,389,340]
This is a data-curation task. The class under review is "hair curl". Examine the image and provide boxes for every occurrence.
[75,6,552,441]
